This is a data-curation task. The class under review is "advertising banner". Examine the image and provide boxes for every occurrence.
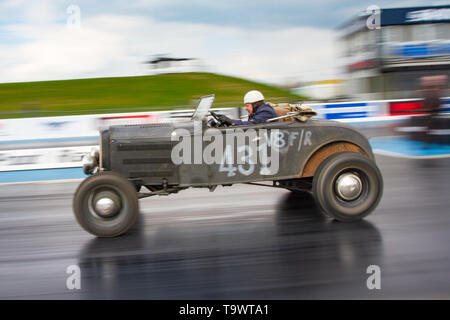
[307,101,384,120]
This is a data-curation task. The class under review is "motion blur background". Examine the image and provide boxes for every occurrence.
[0,1,450,299]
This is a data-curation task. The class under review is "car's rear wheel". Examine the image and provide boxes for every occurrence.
[312,152,383,222]
[73,172,139,237]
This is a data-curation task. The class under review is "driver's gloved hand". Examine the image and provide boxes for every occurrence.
[216,114,233,125]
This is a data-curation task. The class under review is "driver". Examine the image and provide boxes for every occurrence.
[215,90,278,126]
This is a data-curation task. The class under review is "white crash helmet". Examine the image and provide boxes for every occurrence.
[244,90,264,104]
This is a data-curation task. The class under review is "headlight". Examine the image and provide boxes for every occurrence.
[82,147,99,175]
[90,147,99,162]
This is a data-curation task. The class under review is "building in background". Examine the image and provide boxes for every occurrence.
[338,5,450,100]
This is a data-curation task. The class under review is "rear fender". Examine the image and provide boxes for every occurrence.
[298,141,370,178]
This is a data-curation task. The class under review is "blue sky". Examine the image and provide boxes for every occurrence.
[0,0,448,84]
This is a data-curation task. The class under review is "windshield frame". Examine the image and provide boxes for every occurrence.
[191,94,215,121]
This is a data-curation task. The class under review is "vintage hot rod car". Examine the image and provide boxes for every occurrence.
[73,95,383,237]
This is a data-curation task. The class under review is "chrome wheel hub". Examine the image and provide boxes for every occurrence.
[93,191,121,218]
[335,173,363,201]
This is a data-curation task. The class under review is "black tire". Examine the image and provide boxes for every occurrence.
[312,152,383,222]
[73,172,139,237]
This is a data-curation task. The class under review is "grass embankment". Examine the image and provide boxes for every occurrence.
[0,72,304,119]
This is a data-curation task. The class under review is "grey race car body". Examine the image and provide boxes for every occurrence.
[74,95,383,237]
[101,119,373,187]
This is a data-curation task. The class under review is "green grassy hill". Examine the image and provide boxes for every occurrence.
[0,72,303,118]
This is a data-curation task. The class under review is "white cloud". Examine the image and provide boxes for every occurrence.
[0,0,26,8]
[218,27,339,83]
[0,8,339,84]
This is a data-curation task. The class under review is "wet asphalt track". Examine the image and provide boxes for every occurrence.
[0,154,449,299]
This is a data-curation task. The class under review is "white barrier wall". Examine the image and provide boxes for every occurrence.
[0,112,163,142]
[0,108,239,142]
[0,108,239,174]
[0,146,96,171]
[0,98,448,176]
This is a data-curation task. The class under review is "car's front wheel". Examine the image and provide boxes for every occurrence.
[73,172,139,237]
[312,152,383,222]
